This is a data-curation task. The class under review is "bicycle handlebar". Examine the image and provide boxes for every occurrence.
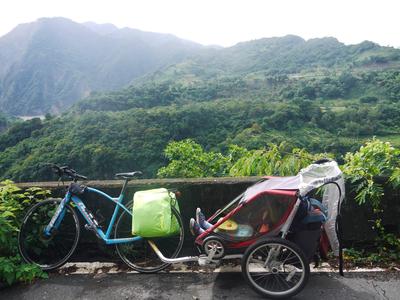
[43,163,87,181]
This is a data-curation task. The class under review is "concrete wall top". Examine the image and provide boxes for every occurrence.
[15,177,263,189]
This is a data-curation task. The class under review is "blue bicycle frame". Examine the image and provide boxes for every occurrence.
[44,182,142,245]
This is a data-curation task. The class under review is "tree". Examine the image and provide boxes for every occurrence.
[229,142,329,176]
[157,139,231,178]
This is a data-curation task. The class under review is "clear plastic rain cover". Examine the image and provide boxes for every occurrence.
[298,161,345,256]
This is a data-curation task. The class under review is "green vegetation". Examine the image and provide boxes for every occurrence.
[0,68,399,182]
[157,139,331,178]
[0,181,49,285]
[157,139,235,178]
[343,139,400,264]
[0,111,16,133]
[229,143,330,176]
[0,118,43,151]
[344,138,400,206]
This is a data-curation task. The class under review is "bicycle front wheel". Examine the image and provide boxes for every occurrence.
[18,199,80,270]
[115,201,184,273]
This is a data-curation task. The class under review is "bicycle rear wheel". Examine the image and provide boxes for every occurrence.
[18,199,80,270]
[115,201,184,273]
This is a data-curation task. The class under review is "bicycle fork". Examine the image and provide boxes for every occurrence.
[44,198,68,236]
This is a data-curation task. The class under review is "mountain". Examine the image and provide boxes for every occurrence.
[0,17,202,115]
[75,35,400,113]
[1,17,398,117]
[82,22,118,35]
[139,35,400,85]
[0,33,399,181]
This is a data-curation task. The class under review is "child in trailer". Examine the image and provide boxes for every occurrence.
[189,195,328,240]
[189,207,272,239]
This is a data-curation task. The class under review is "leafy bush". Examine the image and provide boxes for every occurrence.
[343,138,400,206]
[229,142,331,176]
[157,139,235,178]
[0,181,49,285]
[343,139,400,261]
[157,140,331,178]
[0,256,46,286]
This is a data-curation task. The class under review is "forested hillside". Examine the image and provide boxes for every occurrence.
[0,17,202,115]
[138,35,400,83]
[0,34,399,181]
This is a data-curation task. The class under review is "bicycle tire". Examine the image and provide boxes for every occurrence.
[241,237,310,299]
[115,202,184,273]
[18,199,80,271]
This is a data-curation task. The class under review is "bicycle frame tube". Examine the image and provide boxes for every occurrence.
[85,187,132,237]
[45,188,142,245]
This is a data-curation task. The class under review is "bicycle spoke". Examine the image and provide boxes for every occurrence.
[244,240,309,298]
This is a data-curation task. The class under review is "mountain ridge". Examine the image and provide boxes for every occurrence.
[0,17,203,115]
[0,21,399,181]
[0,17,399,116]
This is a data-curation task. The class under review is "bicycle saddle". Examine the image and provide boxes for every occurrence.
[115,171,143,179]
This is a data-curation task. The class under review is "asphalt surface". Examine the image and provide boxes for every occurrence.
[1,271,399,300]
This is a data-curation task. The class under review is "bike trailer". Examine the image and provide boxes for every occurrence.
[194,160,345,272]
[132,188,180,237]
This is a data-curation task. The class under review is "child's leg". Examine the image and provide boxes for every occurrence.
[196,208,213,230]
[189,218,204,236]
[201,220,213,229]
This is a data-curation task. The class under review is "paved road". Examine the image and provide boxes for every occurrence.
[1,272,398,300]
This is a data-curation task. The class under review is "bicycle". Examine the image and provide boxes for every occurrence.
[18,164,184,273]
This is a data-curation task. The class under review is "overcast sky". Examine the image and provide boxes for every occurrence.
[0,0,399,47]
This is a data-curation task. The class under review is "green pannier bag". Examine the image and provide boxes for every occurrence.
[131,188,180,237]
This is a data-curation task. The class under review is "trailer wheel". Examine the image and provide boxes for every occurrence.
[241,237,309,299]
[203,236,225,259]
